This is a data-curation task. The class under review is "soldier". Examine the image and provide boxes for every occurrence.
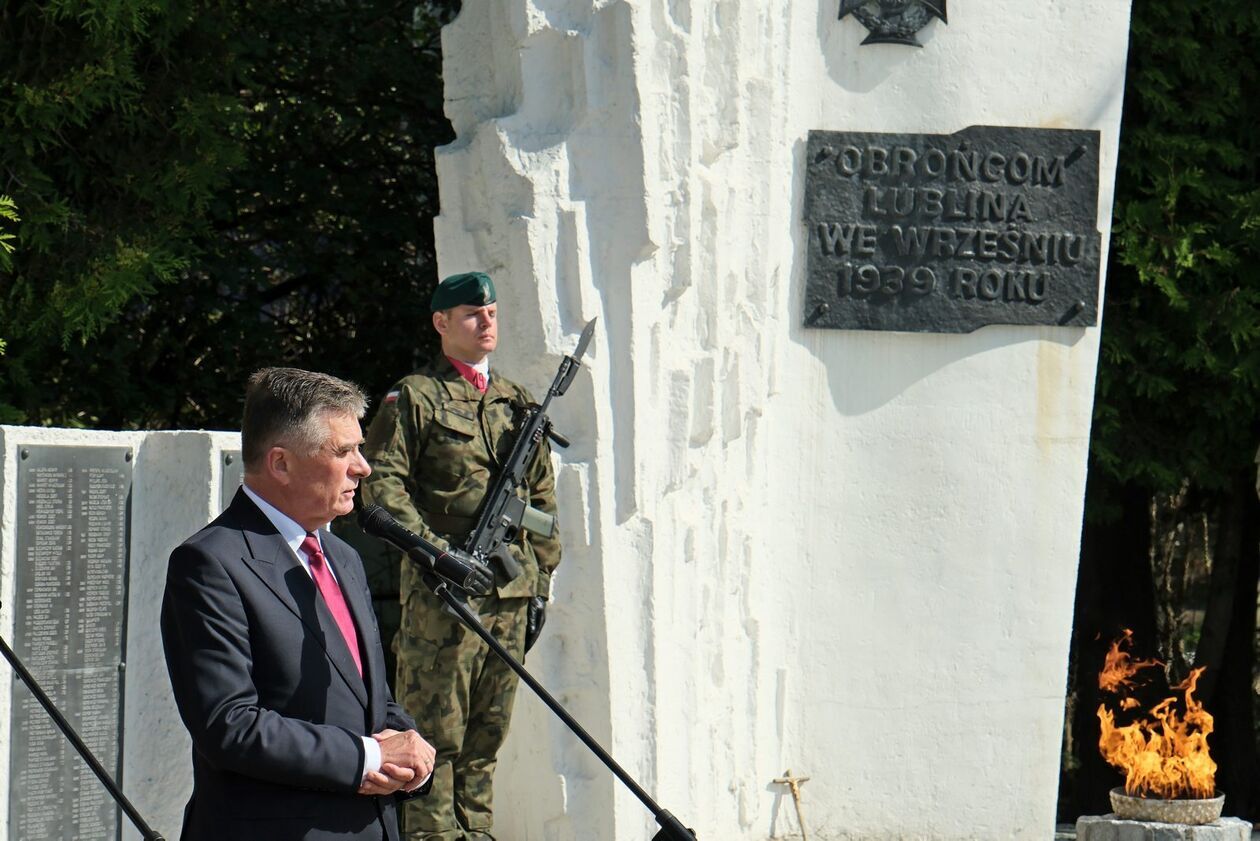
[361,271,561,841]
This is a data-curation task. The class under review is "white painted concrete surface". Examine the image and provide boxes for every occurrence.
[0,427,238,841]
[121,430,239,841]
[433,2,1134,839]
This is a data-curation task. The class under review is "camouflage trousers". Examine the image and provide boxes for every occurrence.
[396,582,528,841]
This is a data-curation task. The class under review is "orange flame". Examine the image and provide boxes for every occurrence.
[1096,632,1217,799]
[1097,629,1162,694]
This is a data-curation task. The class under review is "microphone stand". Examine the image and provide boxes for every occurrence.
[419,573,697,841]
[0,600,165,841]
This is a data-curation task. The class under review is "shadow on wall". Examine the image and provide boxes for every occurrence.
[808,325,1089,417]
[817,0,946,93]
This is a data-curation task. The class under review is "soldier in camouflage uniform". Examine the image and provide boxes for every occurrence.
[361,272,561,841]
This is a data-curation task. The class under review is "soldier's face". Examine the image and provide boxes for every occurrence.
[434,303,498,362]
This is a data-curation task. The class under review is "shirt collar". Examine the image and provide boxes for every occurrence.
[242,483,323,558]
[450,355,489,377]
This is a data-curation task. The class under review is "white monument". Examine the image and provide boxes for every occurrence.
[0,2,1136,839]
[433,2,1134,839]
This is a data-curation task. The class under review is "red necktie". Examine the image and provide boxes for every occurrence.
[300,533,363,677]
[446,356,488,393]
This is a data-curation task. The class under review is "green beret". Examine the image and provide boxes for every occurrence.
[431,271,496,311]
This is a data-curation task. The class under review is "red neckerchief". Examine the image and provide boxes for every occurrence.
[446,356,488,393]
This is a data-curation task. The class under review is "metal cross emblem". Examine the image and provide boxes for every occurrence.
[838,0,947,46]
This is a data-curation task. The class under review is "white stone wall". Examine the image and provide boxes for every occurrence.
[434,2,1133,840]
[0,427,238,841]
[121,430,240,841]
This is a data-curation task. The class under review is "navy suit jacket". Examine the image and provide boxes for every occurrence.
[161,489,416,841]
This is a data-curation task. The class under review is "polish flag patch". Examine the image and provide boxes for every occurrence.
[384,390,400,404]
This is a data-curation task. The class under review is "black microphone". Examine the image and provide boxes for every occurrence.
[359,504,494,596]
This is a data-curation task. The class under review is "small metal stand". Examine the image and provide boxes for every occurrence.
[0,600,165,841]
[422,574,697,840]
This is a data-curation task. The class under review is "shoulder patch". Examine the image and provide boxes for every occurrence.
[384,390,400,404]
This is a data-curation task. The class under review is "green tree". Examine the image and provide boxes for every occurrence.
[1062,0,1260,822]
[1,0,244,419]
[1,0,459,427]
[0,195,18,275]
[0,195,16,356]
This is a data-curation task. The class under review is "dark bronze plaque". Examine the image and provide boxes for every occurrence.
[220,449,243,513]
[803,126,1101,333]
[10,445,132,841]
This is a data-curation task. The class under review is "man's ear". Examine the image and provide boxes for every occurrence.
[432,309,447,336]
[265,446,290,484]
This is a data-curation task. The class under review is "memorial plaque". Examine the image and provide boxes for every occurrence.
[803,126,1101,333]
[220,449,243,513]
[10,446,132,841]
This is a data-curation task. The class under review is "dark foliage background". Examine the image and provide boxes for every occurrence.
[1,0,461,428]
[1059,0,1260,823]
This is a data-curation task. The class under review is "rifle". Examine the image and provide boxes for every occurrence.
[462,317,598,566]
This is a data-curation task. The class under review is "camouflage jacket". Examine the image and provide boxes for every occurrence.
[361,355,561,600]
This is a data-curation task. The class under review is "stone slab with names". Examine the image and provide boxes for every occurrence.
[9,445,132,841]
[803,125,1101,333]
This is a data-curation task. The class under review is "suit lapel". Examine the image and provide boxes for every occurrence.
[230,491,369,709]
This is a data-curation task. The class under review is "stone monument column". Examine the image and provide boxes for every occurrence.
[432,2,1133,839]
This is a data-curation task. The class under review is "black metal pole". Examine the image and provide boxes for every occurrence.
[0,621,165,841]
[425,576,696,840]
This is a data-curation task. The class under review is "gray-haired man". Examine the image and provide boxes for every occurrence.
[162,367,435,841]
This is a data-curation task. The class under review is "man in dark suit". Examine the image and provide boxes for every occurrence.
[162,367,436,841]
